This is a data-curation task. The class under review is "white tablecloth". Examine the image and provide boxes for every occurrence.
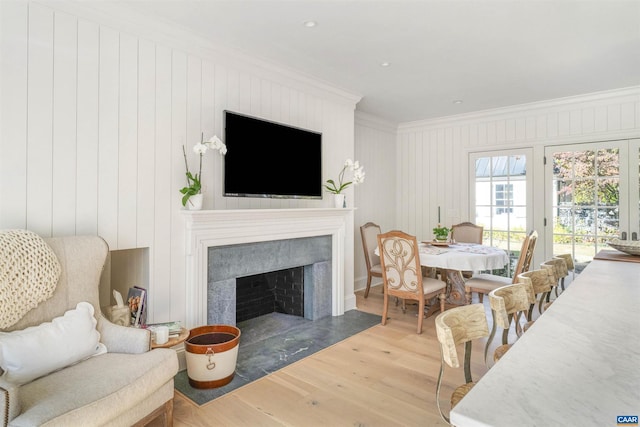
[417,242,508,271]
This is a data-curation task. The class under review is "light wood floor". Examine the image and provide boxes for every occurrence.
[160,285,512,427]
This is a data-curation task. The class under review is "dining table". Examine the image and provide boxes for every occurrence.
[418,241,509,306]
[375,241,509,307]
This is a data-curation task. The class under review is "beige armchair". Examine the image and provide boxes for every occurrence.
[0,234,178,426]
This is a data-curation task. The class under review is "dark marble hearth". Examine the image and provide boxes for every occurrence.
[174,310,380,405]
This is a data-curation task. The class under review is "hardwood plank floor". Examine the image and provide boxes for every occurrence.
[160,285,509,427]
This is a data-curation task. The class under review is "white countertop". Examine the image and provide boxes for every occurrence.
[450,258,640,427]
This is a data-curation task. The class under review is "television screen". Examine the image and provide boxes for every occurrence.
[223,111,323,199]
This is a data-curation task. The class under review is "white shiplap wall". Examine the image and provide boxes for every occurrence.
[0,0,360,325]
[396,87,640,262]
[353,112,397,291]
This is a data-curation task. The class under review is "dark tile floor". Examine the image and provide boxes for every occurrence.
[174,310,380,405]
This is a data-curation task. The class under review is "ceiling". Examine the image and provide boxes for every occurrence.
[115,0,640,124]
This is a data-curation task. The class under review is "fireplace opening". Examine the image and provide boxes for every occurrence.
[236,267,304,323]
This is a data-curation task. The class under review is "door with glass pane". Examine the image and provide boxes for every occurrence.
[470,149,533,277]
[545,139,640,269]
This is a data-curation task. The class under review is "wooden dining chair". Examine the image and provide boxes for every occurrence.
[516,268,555,323]
[435,303,490,424]
[540,257,567,307]
[377,230,446,334]
[360,222,383,298]
[450,222,483,244]
[464,230,538,305]
[485,283,531,365]
[555,253,575,292]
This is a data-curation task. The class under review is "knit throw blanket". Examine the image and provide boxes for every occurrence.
[0,230,61,329]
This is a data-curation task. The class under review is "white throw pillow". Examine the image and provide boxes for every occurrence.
[0,302,102,385]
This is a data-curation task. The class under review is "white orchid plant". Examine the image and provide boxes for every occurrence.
[324,159,365,195]
[180,133,227,207]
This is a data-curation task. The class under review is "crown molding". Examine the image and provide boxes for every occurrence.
[355,111,398,134]
[398,86,640,132]
[34,0,361,108]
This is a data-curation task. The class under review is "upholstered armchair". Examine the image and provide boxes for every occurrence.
[0,232,178,426]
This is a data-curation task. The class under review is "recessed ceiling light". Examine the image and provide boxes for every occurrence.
[303,20,317,28]
[380,62,390,67]
[453,100,463,104]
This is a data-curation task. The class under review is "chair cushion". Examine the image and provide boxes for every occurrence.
[451,382,475,408]
[370,264,383,274]
[466,273,511,291]
[12,349,177,426]
[423,277,446,294]
[0,302,101,385]
[494,344,511,361]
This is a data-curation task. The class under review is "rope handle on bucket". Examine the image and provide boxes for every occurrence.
[206,347,216,370]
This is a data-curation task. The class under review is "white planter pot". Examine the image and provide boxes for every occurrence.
[334,194,346,208]
[187,194,203,210]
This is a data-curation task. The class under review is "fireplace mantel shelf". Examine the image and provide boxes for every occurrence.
[181,208,355,328]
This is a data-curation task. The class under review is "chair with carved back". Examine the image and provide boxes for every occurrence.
[464,230,538,305]
[377,230,446,334]
[540,257,567,309]
[555,253,575,293]
[360,222,383,298]
[485,283,531,364]
[435,303,490,424]
[516,267,555,327]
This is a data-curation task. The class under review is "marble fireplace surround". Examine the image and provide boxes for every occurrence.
[182,208,355,329]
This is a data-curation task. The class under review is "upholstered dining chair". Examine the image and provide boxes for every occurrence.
[464,230,538,305]
[450,222,484,279]
[435,303,490,424]
[485,283,531,364]
[451,222,484,244]
[360,222,383,298]
[377,230,446,334]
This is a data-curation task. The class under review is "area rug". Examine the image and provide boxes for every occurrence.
[174,309,380,405]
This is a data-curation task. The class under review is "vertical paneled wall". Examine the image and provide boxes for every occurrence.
[395,88,640,246]
[353,112,397,291]
[0,1,359,324]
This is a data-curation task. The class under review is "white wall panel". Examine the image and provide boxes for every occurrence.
[117,33,138,249]
[0,0,28,228]
[136,39,156,248]
[76,19,100,236]
[170,50,188,322]
[52,11,78,236]
[151,45,172,322]
[397,87,640,251]
[1,1,359,327]
[97,27,119,248]
[26,4,54,236]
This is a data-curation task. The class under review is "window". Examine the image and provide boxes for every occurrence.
[470,149,533,277]
[495,184,513,214]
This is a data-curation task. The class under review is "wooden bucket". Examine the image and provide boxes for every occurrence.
[185,325,241,389]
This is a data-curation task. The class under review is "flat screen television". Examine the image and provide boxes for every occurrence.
[223,110,323,199]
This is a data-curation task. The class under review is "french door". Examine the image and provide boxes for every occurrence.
[470,149,533,277]
[544,139,640,266]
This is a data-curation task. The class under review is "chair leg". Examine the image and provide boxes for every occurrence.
[381,291,389,325]
[417,299,425,334]
[364,273,372,298]
[439,292,446,314]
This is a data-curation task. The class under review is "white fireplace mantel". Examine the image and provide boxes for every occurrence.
[181,208,355,328]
